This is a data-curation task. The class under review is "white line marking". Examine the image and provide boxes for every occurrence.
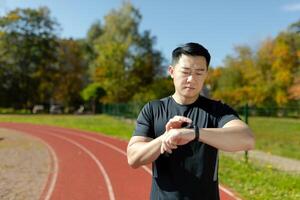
[51,128,153,175]
[48,126,241,200]
[219,185,242,200]
[0,127,59,200]
[40,140,59,200]
[47,132,116,200]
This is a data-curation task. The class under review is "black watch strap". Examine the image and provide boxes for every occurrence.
[194,125,199,141]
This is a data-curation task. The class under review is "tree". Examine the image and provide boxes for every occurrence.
[90,2,164,103]
[80,83,106,113]
[51,39,87,111]
[0,7,60,108]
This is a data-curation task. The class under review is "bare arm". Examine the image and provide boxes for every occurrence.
[127,116,190,168]
[164,119,255,152]
[127,135,165,168]
[200,119,255,151]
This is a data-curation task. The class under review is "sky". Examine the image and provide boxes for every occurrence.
[0,0,299,66]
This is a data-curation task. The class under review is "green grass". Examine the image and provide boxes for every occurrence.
[247,117,300,160]
[219,155,300,200]
[0,114,135,140]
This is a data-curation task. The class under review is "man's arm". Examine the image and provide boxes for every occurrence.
[164,119,255,152]
[127,134,177,169]
[127,116,191,169]
[200,119,255,151]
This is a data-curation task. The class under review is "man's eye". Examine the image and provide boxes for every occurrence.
[182,71,189,74]
[196,73,202,76]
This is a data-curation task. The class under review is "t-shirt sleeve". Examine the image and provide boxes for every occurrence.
[133,102,155,138]
[215,101,240,128]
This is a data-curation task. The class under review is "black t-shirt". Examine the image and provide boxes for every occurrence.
[133,95,239,200]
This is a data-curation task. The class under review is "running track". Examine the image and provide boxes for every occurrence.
[0,122,241,200]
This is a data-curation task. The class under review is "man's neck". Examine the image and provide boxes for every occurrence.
[172,93,199,105]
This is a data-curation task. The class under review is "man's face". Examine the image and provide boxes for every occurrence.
[169,54,208,100]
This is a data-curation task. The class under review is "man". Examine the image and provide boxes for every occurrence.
[127,42,255,200]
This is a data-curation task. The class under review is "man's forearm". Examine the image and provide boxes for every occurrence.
[127,136,163,168]
[200,126,255,152]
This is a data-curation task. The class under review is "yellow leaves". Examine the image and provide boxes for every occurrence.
[273,42,289,59]
[297,50,300,59]
[6,12,21,22]
[275,90,288,106]
[274,70,292,87]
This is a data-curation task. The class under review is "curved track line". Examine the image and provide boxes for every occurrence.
[219,185,242,200]
[46,132,116,200]
[38,138,59,200]
[51,127,153,175]
[46,126,240,200]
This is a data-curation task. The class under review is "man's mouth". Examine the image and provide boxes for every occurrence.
[184,86,195,90]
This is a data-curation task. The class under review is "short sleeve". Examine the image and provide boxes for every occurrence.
[215,102,240,128]
[133,102,155,138]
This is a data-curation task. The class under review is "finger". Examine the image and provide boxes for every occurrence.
[163,141,174,154]
[172,116,192,123]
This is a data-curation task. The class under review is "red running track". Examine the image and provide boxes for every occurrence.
[0,122,241,200]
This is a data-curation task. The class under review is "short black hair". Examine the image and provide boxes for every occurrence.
[171,42,211,68]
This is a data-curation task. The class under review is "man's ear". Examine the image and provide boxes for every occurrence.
[168,65,174,78]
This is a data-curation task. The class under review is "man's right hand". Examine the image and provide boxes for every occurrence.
[161,116,193,154]
[165,116,192,131]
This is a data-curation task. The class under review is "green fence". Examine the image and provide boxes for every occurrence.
[102,102,144,118]
[101,103,300,119]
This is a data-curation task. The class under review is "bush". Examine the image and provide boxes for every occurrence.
[0,108,31,114]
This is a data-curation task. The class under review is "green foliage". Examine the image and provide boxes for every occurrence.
[132,77,174,103]
[0,108,30,114]
[81,83,106,113]
[81,83,105,101]
[90,2,164,103]
[0,7,60,108]
[52,39,87,108]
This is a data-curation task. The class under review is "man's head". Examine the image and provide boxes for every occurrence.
[171,42,210,69]
[169,43,210,104]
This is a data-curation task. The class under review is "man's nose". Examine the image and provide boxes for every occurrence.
[187,75,193,82]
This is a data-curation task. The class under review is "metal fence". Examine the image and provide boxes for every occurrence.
[101,103,300,119]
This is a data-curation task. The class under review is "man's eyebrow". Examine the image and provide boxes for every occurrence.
[195,68,205,71]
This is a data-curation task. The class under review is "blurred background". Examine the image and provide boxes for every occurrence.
[0,1,299,199]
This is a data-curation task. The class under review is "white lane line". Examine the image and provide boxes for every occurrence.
[0,127,59,200]
[219,185,242,200]
[48,127,240,200]
[39,139,59,200]
[45,131,116,200]
[50,128,152,175]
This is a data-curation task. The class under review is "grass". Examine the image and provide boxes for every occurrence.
[247,117,300,160]
[219,155,300,200]
[1,114,300,199]
[0,114,135,140]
